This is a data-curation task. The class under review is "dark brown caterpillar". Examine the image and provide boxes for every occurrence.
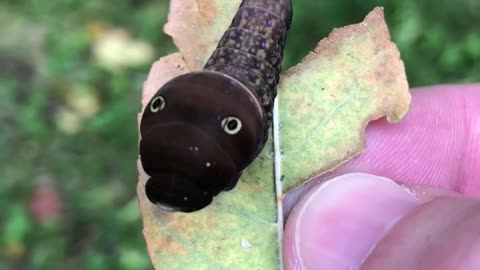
[139,0,292,212]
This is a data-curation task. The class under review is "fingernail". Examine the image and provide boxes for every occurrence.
[285,173,422,270]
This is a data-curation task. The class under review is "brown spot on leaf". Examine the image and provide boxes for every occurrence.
[197,0,218,23]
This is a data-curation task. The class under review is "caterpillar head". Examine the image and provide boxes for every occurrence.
[139,71,265,212]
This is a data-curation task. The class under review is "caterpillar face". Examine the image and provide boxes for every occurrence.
[140,72,265,212]
[140,0,292,212]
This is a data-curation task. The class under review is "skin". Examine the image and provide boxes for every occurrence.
[140,52,479,265]
[282,83,480,270]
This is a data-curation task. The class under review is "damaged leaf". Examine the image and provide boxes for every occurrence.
[137,53,278,269]
[278,7,410,193]
[137,1,410,269]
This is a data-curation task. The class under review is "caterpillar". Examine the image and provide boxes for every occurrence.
[139,0,293,212]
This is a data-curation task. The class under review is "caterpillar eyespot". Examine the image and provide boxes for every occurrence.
[150,96,165,112]
[139,0,293,212]
[221,116,242,135]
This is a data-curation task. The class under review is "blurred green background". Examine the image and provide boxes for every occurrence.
[0,0,478,269]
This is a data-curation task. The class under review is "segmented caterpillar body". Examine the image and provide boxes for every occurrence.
[140,0,292,212]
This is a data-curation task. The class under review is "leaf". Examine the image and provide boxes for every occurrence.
[137,1,410,269]
[92,28,155,72]
[137,54,279,269]
[278,7,410,192]
[163,0,242,70]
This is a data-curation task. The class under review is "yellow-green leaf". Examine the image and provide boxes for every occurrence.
[137,1,410,269]
[163,0,241,70]
[138,53,279,269]
[278,7,410,193]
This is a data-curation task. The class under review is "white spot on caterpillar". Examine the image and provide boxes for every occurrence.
[206,162,211,167]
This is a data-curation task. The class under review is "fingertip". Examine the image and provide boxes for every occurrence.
[283,173,421,270]
[360,196,480,270]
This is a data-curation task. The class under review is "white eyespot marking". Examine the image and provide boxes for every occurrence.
[206,162,211,167]
[184,197,188,201]
[150,96,166,112]
[221,116,242,135]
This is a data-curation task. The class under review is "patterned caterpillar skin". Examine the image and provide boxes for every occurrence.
[140,0,293,212]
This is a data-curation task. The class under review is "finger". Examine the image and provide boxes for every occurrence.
[332,83,480,195]
[283,84,480,269]
[283,173,422,270]
[283,173,480,270]
[360,196,480,270]
[284,84,480,215]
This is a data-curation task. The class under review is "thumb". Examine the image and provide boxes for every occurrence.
[283,173,480,270]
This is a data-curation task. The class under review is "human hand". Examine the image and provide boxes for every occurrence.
[283,84,480,270]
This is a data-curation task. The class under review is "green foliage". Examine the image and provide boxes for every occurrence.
[285,0,480,86]
[0,0,477,269]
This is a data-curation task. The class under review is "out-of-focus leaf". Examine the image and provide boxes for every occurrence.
[55,107,84,135]
[3,205,32,259]
[0,9,45,62]
[65,84,100,118]
[92,29,155,72]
